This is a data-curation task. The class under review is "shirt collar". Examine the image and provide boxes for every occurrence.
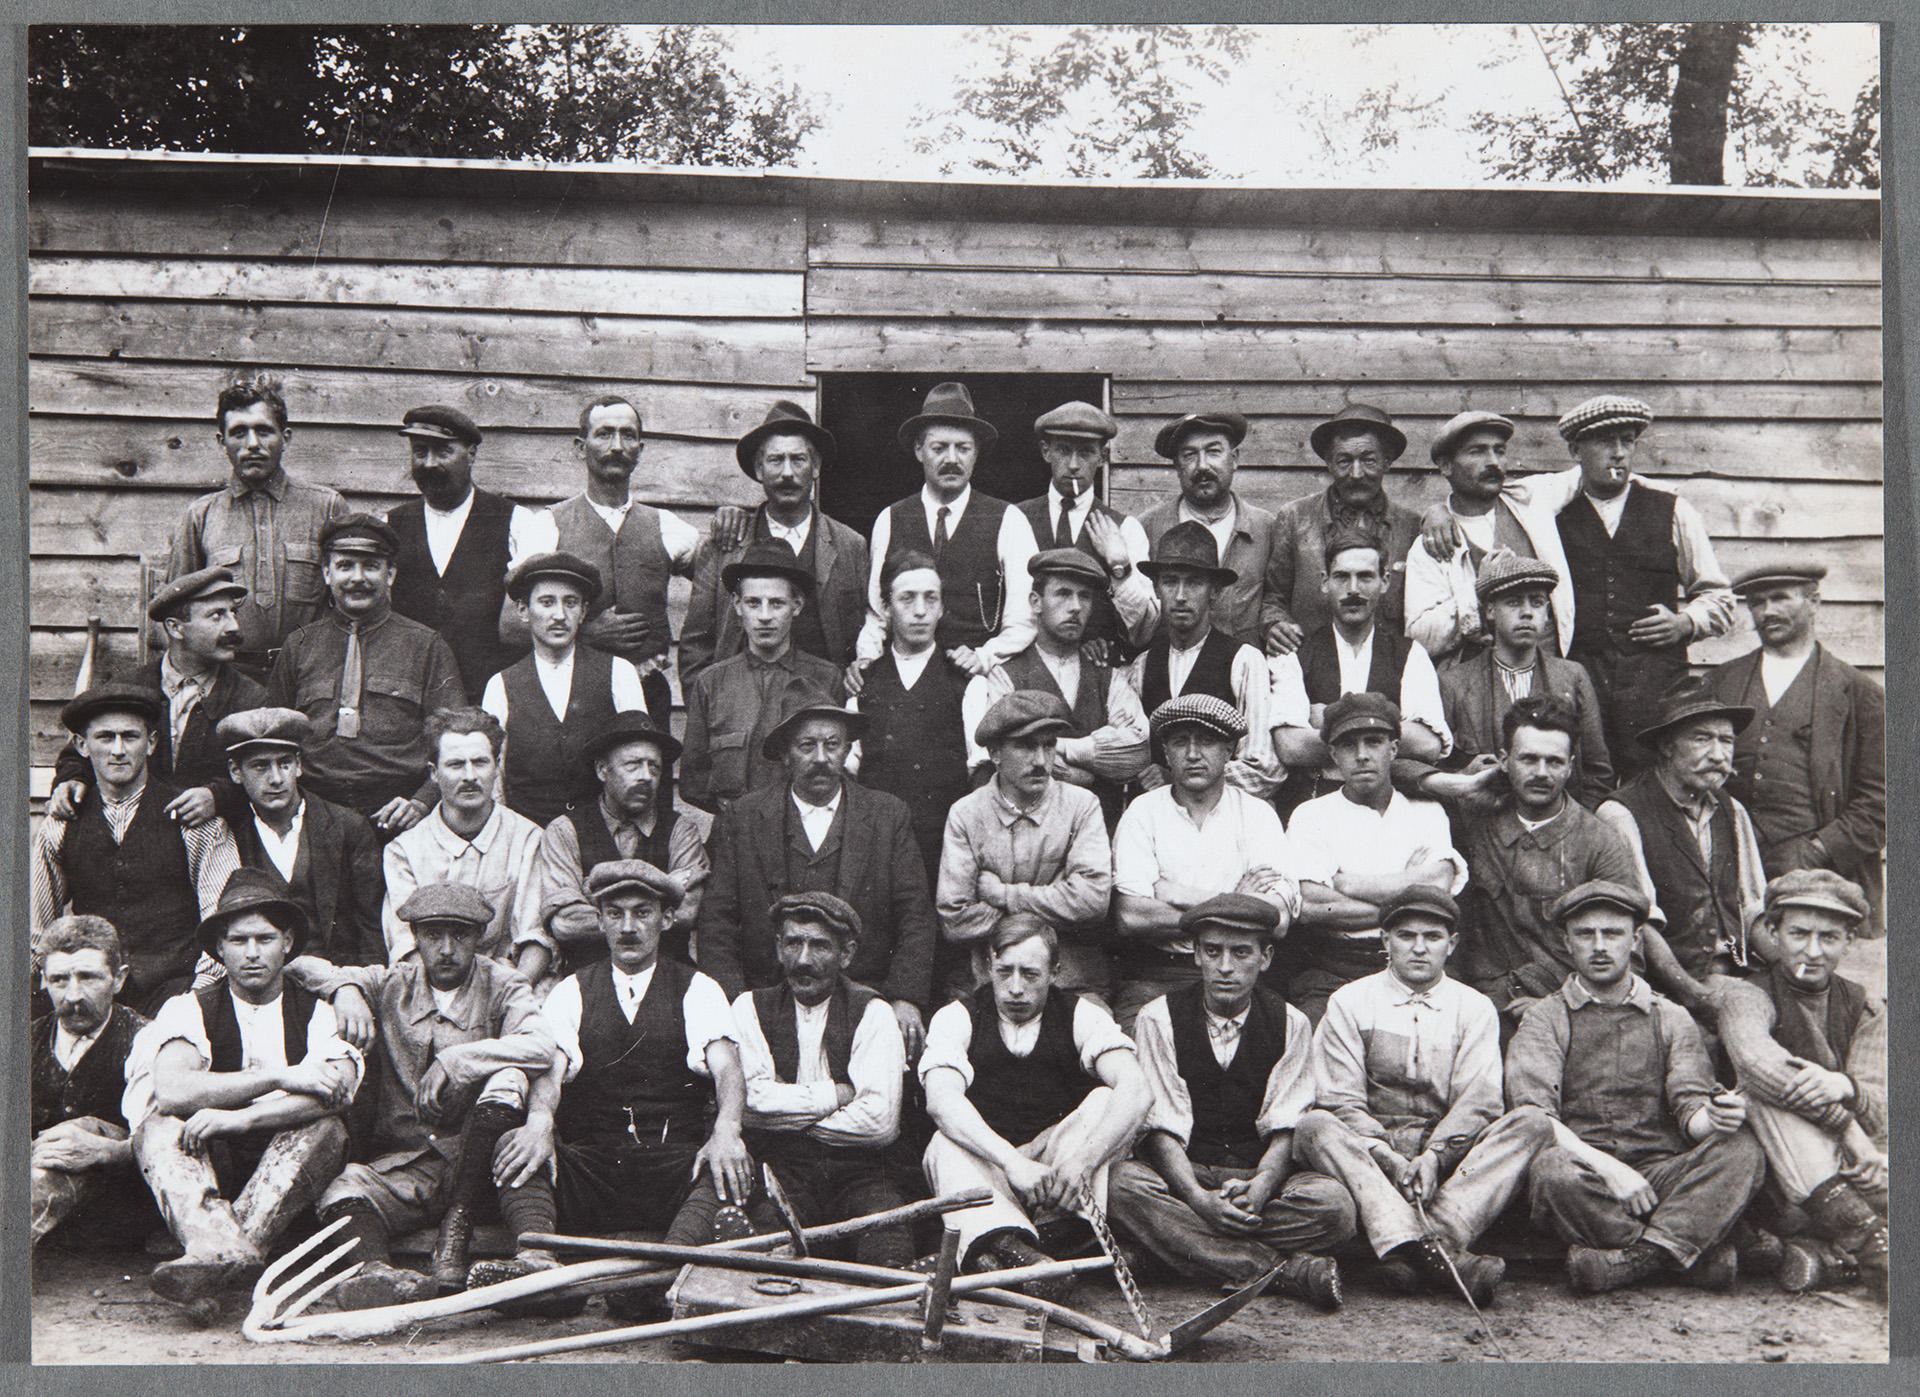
[1177,495,1243,538]
[792,786,843,819]
[1563,973,1655,1014]
[1653,767,1721,822]
[423,486,475,521]
[1320,486,1388,524]
[1493,800,1572,847]
[1333,624,1375,658]
[1047,485,1093,518]
[329,606,392,634]
[53,1018,107,1063]
[922,483,972,519]
[158,653,203,698]
[992,779,1056,827]
[403,959,487,1027]
[1384,967,1444,1005]
[601,792,657,837]
[431,802,502,855]
[610,962,658,999]
[227,469,288,501]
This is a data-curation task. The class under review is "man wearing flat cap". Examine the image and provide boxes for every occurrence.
[1138,410,1286,650]
[729,891,913,1268]
[698,687,936,1057]
[285,881,557,1307]
[265,513,466,833]
[1704,563,1885,928]
[1268,404,1423,654]
[1012,401,1159,654]
[939,690,1114,1001]
[1113,695,1298,1030]
[387,404,530,701]
[123,869,362,1304]
[166,371,351,673]
[1510,879,1765,1296]
[220,707,385,967]
[1110,894,1355,1309]
[852,382,1041,688]
[33,683,242,1013]
[960,550,1150,821]
[481,551,655,828]
[681,401,870,688]
[1716,870,1886,1299]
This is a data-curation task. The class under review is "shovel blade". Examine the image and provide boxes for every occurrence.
[1163,1264,1283,1355]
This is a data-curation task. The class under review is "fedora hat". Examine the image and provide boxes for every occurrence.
[197,867,309,955]
[1139,520,1237,586]
[760,684,868,761]
[736,400,835,478]
[1309,404,1407,463]
[897,382,999,451]
[1635,679,1755,749]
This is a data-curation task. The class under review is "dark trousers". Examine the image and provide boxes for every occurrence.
[752,1146,911,1268]
[503,1133,743,1245]
[1528,1130,1766,1268]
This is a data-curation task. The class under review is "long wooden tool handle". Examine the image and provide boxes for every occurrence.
[74,616,101,695]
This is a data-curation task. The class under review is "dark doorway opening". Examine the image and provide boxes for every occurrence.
[818,373,1109,541]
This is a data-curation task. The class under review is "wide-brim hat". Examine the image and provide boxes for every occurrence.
[760,683,867,760]
[584,711,683,766]
[1154,411,1249,460]
[721,540,815,594]
[1430,411,1515,464]
[1309,404,1407,463]
[737,400,836,478]
[898,382,998,450]
[147,565,249,624]
[197,867,309,955]
[506,551,604,605]
[1635,680,1755,749]
[1139,520,1238,585]
[62,682,163,736]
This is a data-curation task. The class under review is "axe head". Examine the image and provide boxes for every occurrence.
[761,1164,809,1257]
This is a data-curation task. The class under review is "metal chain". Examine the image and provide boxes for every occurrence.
[1083,1200,1153,1339]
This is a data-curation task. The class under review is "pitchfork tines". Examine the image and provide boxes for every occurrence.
[242,1214,364,1341]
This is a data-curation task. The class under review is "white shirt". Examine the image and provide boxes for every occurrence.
[1177,497,1238,563]
[480,648,651,728]
[918,994,1135,1093]
[856,484,1040,665]
[1124,636,1279,793]
[766,513,813,554]
[1133,993,1316,1146]
[1760,648,1815,706]
[52,1021,107,1074]
[1040,486,1159,642]
[422,488,476,576]
[158,654,210,756]
[792,787,843,853]
[1113,784,1302,954]
[509,500,702,573]
[733,990,905,1147]
[1287,790,1468,940]
[890,645,937,689]
[1268,626,1452,762]
[252,800,307,884]
[540,964,738,1081]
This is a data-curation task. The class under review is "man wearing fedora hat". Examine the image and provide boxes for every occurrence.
[33,683,243,1013]
[852,381,1041,686]
[387,404,529,701]
[480,551,655,828]
[122,869,361,1303]
[1268,404,1424,654]
[681,401,870,688]
[698,687,936,1056]
[681,540,845,813]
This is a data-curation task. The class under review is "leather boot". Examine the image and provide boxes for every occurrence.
[1395,1238,1503,1307]
[1270,1253,1342,1311]
[135,1118,263,1303]
[967,1229,1075,1305]
[1779,1237,1858,1294]
[1802,1174,1890,1301]
[466,1249,588,1319]
[431,1101,524,1294]
[1566,1239,1667,1294]
[1675,1241,1738,1292]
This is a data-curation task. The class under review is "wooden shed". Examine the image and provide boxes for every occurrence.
[26,148,1882,783]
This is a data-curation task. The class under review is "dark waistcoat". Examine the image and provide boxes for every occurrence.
[500,645,621,827]
[856,652,971,848]
[1559,486,1682,659]
[783,798,844,894]
[1728,658,1822,840]
[1166,984,1288,1168]
[1610,773,1742,975]
[388,489,517,698]
[965,988,1095,1146]
[550,497,675,663]
[1016,495,1127,648]
[64,781,199,1001]
[30,1004,147,1135]
[744,979,880,1160]
[564,801,684,970]
[558,959,709,1140]
[1141,628,1241,715]
[886,494,1012,652]
[1297,624,1410,706]
[1767,967,1866,1070]
[1003,646,1111,739]
[197,982,318,1072]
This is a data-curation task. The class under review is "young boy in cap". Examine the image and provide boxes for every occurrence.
[1510,879,1765,1295]
[681,540,844,813]
[286,880,557,1306]
[123,869,361,1303]
[1296,886,1551,1306]
[1716,870,1886,1298]
[480,551,654,827]
[1109,893,1354,1309]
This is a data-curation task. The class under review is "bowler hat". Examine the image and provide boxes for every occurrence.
[737,400,835,478]
[1549,879,1650,925]
[584,710,683,765]
[399,404,482,446]
[586,859,683,910]
[1635,679,1754,749]
[1309,404,1407,463]
[1429,411,1515,464]
[898,382,998,450]
[974,690,1077,749]
[1154,411,1248,460]
[1139,521,1237,585]
[1179,892,1281,939]
[61,682,162,736]
[1762,868,1868,925]
[1027,548,1109,591]
[1379,885,1460,931]
[320,513,399,558]
[148,566,248,624]
[721,540,814,594]
[760,684,866,760]
[397,880,496,928]
[197,867,308,954]
[506,551,604,605]
[1321,691,1401,747]
[217,706,312,757]
[1033,401,1117,441]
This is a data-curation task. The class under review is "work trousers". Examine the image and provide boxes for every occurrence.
[753,1147,912,1268]
[500,1131,737,1246]
[30,1117,134,1245]
[1108,1159,1356,1285]
[1528,1129,1766,1268]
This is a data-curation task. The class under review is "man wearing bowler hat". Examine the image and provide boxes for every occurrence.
[33,683,242,1013]
[682,401,871,687]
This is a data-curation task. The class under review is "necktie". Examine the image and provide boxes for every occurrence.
[337,621,363,739]
[1057,498,1075,549]
[933,505,950,556]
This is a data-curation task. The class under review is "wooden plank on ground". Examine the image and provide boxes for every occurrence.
[1110,380,1885,421]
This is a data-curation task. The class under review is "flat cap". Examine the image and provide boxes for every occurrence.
[320,512,399,558]
[1763,868,1868,924]
[1139,520,1237,585]
[1379,884,1460,931]
[1179,892,1281,939]
[62,682,162,735]
[1548,878,1650,925]
[148,565,248,623]
[1731,563,1827,596]
[761,683,866,760]
[1430,411,1515,464]
[721,540,813,594]
[506,551,603,605]
[1149,693,1247,744]
[1322,690,1401,746]
[584,710,683,765]
[399,404,482,446]
[587,859,683,909]
[396,880,495,928]
[770,890,864,942]
[198,867,308,954]
[737,399,834,478]
[1557,395,1653,443]
[1034,401,1117,441]
[1309,403,1407,463]
[975,690,1078,749]
[1027,548,1110,590]
[217,706,312,756]
[1154,411,1249,459]
[1475,551,1561,604]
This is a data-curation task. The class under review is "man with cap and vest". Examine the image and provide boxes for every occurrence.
[1404,410,1576,664]
[387,404,529,701]
[938,691,1114,1003]
[33,683,242,1013]
[1126,522,1279,795]
[1267,404,1424,654]
[535,711,708,980]
[265,512,466,833]
[1286,692,1467,1025]
[1704,562,1886,929]
[1716,870,1886,1299]
[1138,410,1285,650]
[1596,680,1770,1015]
[122,869,361,1303]
[1113,695,1299,1031]
[960,550,1150,822]
[49,565,264,831]
[166,371,351,674]
[730,891,913,1268]
[1270,528,1451,817]
[1109,894,1354,1309]
[851,382,1040,688]
[1510,879,1765,1296]
[697,686,936,1057]
[1012,401,1159,656]
[681,401,871,687]
[1295,886,1551,1307]
[480,551,655,828]
[920,914,1150,1298]
[219,707,385,967]
[682,540,845,813]
[284,881,557,1307]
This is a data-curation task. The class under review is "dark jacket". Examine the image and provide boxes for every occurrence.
[55,656,265,806]
[1437,649,1616,807]
[230,792,386,965]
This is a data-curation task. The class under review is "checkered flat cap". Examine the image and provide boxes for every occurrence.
[1149,693,1246,743]
[1556,395,1653,442]
[1475,550,1560,603]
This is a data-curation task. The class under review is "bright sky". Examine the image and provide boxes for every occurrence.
[719,22,1880,185]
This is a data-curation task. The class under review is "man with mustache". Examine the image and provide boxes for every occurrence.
[166,372,351,675]
[30,917,151,1248]
[1266,405,1423,655]
[387,405,531,702]
[265,515,466,835]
